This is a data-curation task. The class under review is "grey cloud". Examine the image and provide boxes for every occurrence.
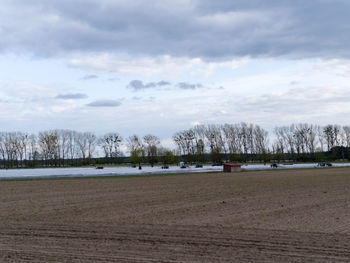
[2,1,350,59]
[177,82,204,90]
[127,80,149,91]
[82,74,98,80]
[127,80,171,91]
[56,93,88,100]
[86,99,121,107]
[128,80,204,91]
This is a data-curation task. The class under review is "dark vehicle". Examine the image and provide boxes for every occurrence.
[270,163,278,168]
[318,163,332,167]
[161,165,169,169]
[96,166,104,169]
[195,164,203,168]
[180,162,187,168]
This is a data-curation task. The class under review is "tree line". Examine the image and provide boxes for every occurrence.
[173,123,350,163]
[0,130,175,168]
[0,123,349,168]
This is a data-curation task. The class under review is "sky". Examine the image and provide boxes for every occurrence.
[1,0,350,146]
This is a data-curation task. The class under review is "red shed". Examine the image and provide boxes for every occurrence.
[223,163,242,172]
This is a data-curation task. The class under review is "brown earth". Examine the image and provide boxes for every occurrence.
[1,168,350,262]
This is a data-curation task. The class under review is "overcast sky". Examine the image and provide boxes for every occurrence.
[1,0,350,146]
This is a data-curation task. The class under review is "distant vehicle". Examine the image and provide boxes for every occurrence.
[270,163,278,168]
[211,163,222,166]
[317,163,332,167]
[161,165,169,169]
[180,162,187,168]
[195,164,203,168]
[96,166,104,169]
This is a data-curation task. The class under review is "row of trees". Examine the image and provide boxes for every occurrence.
[173,123,350,163]
[0,130,175,168]
[0,130,99,168]
[173,123,269,163]
[0,123,350,168]
[273,124,350,158]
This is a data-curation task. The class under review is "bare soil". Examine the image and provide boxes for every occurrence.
[1,168,350,262]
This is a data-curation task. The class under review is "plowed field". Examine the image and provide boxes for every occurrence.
[1,168,350,262]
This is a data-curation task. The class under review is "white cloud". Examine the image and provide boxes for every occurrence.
[1,82,54,100]
[309,59,350,78]
[0,82,82,120]
[68,53,248,78]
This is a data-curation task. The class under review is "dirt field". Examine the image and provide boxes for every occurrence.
[1,168,350,262]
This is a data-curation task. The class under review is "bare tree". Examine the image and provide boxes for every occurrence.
[13,132,30,167]
[38,130,59,166]
[323,124,341,151]
[254,125,269,160]
[2,132,20,168]
[306,124,317,154]
[127,135,143,153]
[283,125,296,156]
[173,132,186,156]
[128,135,144,168]
[28,134,39,165]
[66,130,78,163]
[143,134,160,167]
[204,124,218,151]
[99,133,123,162]
[75,132,88,159]
[222,124,240,155]
[274,127,286,154]
[56,130,70,166]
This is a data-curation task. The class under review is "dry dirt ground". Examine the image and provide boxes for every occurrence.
[1,168,350,262]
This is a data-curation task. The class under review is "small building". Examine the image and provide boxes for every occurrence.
[223,163,242,173]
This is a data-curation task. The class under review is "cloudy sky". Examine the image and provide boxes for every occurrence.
[1,0,350,144]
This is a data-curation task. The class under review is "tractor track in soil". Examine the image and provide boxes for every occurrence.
[2,223,350,262]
